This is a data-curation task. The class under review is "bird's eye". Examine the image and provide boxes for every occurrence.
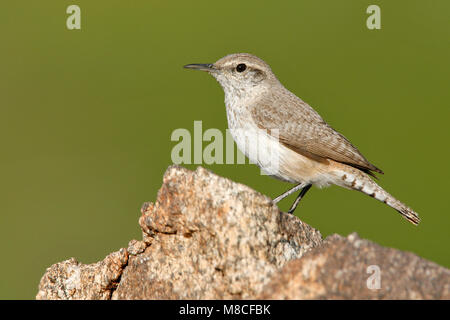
[236,63,247,73]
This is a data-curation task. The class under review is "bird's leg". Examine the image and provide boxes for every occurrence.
[288,184,312,214]
[273,182,309,204]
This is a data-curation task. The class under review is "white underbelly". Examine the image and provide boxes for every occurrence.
[229,125,334,187]
[230,126,284,176]
[225,104,333,187]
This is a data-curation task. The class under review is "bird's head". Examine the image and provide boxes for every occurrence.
[184,53,278,97]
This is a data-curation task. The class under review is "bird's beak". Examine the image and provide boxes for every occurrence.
[183,63,216,72]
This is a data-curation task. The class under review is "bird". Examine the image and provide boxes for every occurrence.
[184,53,420,225]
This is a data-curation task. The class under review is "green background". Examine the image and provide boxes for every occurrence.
[1,1,449,299]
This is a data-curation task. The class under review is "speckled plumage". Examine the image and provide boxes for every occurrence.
[185,53,420,225]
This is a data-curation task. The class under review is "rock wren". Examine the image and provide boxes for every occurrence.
[184,53,420,225]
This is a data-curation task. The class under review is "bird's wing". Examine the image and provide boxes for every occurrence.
[250,95,383,175]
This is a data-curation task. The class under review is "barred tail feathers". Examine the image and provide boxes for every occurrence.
[335,167,420,225]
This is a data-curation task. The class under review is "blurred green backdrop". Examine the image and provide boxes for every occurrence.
[1,1,449,299]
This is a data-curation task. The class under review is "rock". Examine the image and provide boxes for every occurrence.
[36,248,128,300]
[259,233,450,299]
[112,165,322,299]
[36,166,450,300]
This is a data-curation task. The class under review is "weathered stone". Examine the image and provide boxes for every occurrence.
[259,233,450,299]
[36,166,450,300]
[36,248,128,300]
[112,166,322,299]
[127,239,147,256]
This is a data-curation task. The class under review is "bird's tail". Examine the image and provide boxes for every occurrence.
[333,165,420,225]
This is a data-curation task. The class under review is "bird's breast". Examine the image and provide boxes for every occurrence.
[224,101,334,185]
[225,104,291,180]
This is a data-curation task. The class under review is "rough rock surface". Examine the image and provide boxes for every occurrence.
[36,166,450,300]
[259,233,450,299]
[114,165,322,299]
[36,249,128,300]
